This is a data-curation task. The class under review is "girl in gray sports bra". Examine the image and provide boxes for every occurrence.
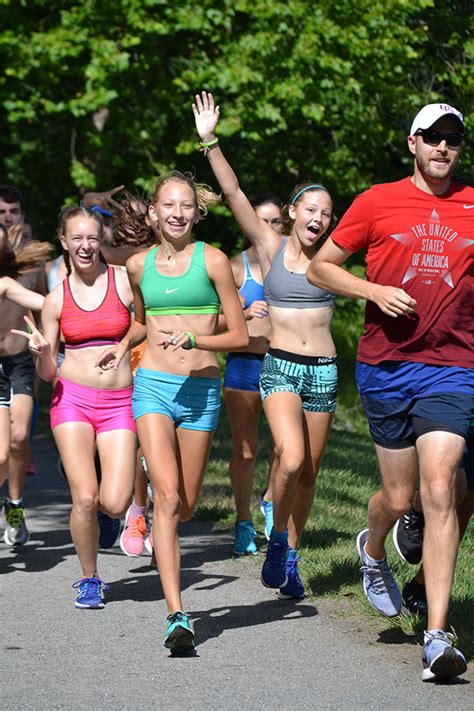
[194,89,338,602]
[264,236,336,309]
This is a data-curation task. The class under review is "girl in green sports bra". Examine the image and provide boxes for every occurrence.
[97,171,248,654]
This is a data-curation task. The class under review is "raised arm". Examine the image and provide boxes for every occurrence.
[0,276,44,311]
[308,238,417,318]
[192,91,280,274]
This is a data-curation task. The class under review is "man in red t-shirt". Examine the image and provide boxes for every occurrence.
[308,103,473,682]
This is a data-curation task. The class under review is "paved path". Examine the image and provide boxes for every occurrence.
[1,434,471,709]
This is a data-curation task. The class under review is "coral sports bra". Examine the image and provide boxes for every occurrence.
[60,266,131,349]
[140,241,220,316]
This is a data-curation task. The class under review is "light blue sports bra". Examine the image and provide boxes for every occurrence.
[239,251,264,308]
[264,237,336,309]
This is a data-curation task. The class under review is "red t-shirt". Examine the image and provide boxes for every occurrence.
[331,177,474,367]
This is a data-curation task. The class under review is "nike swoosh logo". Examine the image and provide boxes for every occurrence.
[165,287,181,294]
[463,204,474,209]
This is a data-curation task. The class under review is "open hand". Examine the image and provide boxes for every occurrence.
[95,342,128,370]
[373,285,417,318]
[158,330,193,351]
[244,300,269,320]
[82,185,125,211]
[193,91,220,143]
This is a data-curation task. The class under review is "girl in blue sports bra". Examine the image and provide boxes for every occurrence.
[97,171,248,654]
[194,92,338,602]
[223,194,283,556]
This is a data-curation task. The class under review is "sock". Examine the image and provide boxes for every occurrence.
[129,499,146,520]
[287,547,297,562]
[271,528,288,542]
[363,544,385,565]
[6,497,23,506]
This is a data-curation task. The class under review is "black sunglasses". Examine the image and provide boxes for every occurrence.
[416,129,464,148]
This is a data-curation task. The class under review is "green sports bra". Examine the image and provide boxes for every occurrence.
[140,241,220,316]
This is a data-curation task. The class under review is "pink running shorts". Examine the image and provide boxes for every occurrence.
[50,376,136,434]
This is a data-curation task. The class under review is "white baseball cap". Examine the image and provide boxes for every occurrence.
[410,103,464,135]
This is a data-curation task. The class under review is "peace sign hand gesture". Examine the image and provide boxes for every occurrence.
[11,315,50,356]
[193,91,220,143]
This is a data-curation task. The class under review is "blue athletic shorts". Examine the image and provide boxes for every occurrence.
[132,367,221,431]
[224,352,264,392]
[356,361,474,448]
[462,424,473,491]
[260,348,338,413]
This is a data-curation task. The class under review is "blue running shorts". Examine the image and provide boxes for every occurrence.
[132,367,221,431]
[356,361,473,448]
[224,352,264,392]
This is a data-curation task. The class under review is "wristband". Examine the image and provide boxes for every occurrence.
[182,332,197,350]
[198,138,219,155]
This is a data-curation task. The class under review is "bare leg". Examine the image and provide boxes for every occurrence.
[7,394,33,500]
[0,408,10,487]
[53,422,100,578]
[224,387,261,520]
[96,429,136,517]
[262,392,306,532]
[365,444,418,560]
[134,448,148,509]
[287,411,333,549]
[137,413,214,614]
[417,431,465,631]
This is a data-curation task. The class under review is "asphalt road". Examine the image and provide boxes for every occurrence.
[0,434,471,710]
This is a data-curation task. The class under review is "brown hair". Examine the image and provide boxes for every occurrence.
[57,205,105,275]
[282,182,337,241]
[0,223,52,278]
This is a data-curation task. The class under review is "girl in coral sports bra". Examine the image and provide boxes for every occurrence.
[15,206,136,609]
[96,171,248,654]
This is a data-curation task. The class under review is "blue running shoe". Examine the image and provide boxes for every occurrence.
[422,630,467,682]
[98,511,121,549]
[356,529,401,618]
[72,576,108,609]
[261,534,288,588]
[233,520,258,556]
[259,496,274,541]
[278,550,305,599]
[164,611,195,654]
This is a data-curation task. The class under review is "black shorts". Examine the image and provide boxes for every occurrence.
[0,351,36,407]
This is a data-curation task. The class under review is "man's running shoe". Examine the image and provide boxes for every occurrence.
[164,611,195,653]
[261,534,288,588]
[120,506,147,557]
[72,576,109,609]
[392,508,424,565]
[402,578,428,618]
[356,529,401,617]
[259,495,274,541]
[233,520,257,556]
[145,525,154,554]
[98,511,120,549]
[3,501,29,546]
[422,630,467,682]
[278,551,305,599]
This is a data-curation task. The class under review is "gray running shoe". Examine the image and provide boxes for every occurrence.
[356,528,401,617]
[422,630,467,682]
[3,501,29,546]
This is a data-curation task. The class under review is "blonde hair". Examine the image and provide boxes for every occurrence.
[0,223,52,278]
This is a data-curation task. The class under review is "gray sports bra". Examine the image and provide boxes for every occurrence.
[264,237,336,309]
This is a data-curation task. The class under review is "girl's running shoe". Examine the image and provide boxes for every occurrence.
[164,611,195,654]
[72,576,109,609]
[120,506,148,557]
[98,511,121,549]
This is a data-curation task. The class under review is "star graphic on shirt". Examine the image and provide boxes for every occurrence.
[388,208,473,288]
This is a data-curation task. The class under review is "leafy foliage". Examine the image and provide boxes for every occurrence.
[1,0,472,247]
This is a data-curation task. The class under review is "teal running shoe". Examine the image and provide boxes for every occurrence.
[278,550,305,599]
[72,576,108,609]
[164,611,195,654]
[259,496,273,541]
[356,529,401,618]
[422,630,467,682]
[233,520,258,556]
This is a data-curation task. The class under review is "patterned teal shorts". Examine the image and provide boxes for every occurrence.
[259,348,338,413]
